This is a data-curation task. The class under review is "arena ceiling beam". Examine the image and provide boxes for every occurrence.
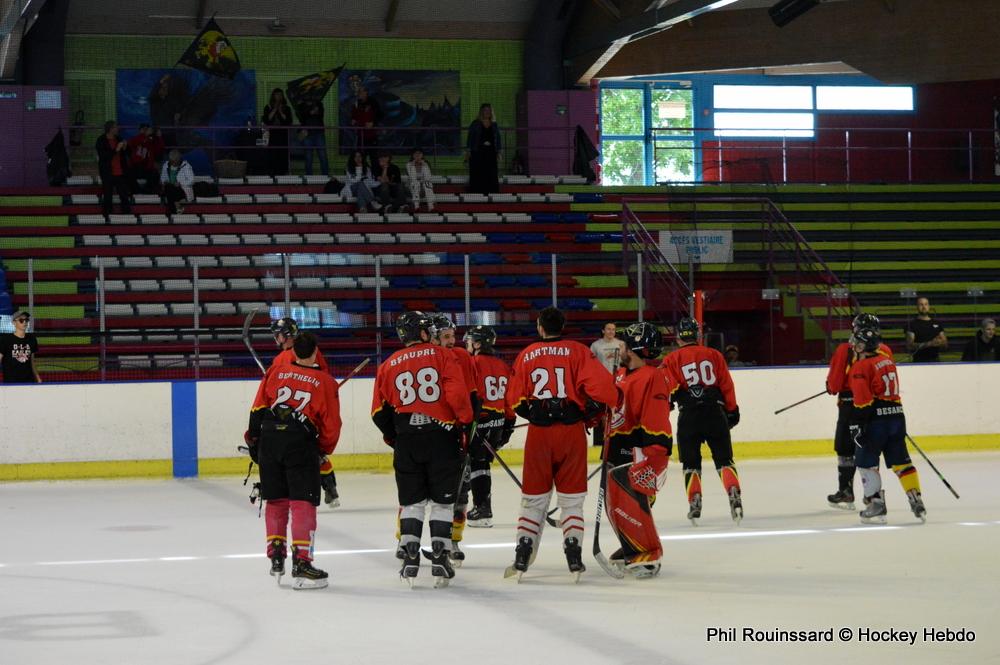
[565,0,740,84]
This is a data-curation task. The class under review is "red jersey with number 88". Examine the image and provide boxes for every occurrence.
[371,342,473,426]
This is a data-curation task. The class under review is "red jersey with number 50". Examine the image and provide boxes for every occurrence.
[660,344,737,412]
[250,362,342,454]
[506,338,619,416]
[371,342,473,426]
[472,353,514,420]
[849,353,902,413]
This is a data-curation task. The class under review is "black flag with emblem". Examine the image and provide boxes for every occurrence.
[177,18,241,80]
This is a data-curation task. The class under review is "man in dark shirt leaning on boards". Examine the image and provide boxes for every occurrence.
[904,297,947,362]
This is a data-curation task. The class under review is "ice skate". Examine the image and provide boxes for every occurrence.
[449,540,465,568]
[906,489,927,523]
[827,489,855,510]
[626,561,661,579]
[564,537,586,582]
[504,536,533,581]
[467,504,493,528]
[430,541,456,588]
[728,487,743,524]
[291,557,329,590]
[321,475,340,509]
[859,491,887,524]
[687,493,702,525]
[268,542,286,584]
[400,542,421,587]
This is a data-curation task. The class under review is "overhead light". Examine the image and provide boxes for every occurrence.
[768,0,819,27]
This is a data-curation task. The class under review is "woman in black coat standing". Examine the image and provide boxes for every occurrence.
[465,103,502,195]
[263,88,293,176]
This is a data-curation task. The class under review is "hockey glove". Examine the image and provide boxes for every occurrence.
[726,408,740,430]
[499,417,516,448]
[243,430,259,464]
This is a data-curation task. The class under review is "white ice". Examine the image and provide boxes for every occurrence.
[1,453,998,665]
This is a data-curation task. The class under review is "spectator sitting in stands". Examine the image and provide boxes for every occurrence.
[126,124,165,194]
[160,149,194,215]
[406,148,435,212]
[372,153,408,213]
[296,98,329,177]
[961,318,997,362]
[341,150,380,213]
[904,296,947,362]
[95,120,132,217]
[725,344,748,367]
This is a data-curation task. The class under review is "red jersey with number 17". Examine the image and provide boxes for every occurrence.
[849,353,902,413]
[506,338,619,416]
[371,342,473,426]
[250,362,342,454]
[660,344,737,412]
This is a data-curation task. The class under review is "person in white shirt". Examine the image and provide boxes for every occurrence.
[160,149,194,214]
[340,150,380,213]
[406,147,435,212]
[589,321,626,447]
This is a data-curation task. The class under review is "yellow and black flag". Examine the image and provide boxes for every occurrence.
[177,18,241,80]
[286,65,345,106]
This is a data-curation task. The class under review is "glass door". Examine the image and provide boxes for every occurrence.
[650,87,695,183]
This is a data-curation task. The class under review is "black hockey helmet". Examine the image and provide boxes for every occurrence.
[676,317,700,342]
[620,322,663,359]
[852,312,880,334]
[463,324,497,353]
[396,310,434,344]
[270,317,298,338]
[854,327,881,353]
[431,313,455,338]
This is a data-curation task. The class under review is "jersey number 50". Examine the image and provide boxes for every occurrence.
[395,368,441,405]
[681,360,717,387]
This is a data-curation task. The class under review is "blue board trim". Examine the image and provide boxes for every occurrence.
[171,381,198,478]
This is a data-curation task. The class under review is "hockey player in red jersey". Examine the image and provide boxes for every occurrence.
[606,322,673,578]
[371,311,473,587]
[825,313,893,510]
[660,317,742,525]
[269,316,339,509]
[505,307,619,579]
[430,314,479,566]
[246,332,342,589]
[849,327,926,524]
[462,325,516,528]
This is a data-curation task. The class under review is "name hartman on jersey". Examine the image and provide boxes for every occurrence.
[521,346,571,363]
[277,371,322,387]
[389,347,438,367]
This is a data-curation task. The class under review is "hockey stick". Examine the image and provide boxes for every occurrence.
[242,308,267,375]
[773,390,827,415]
[479,436,559,528]
[546,464,601,521]
[905,433,960,499]
[338,357,370,387]
[593,351,625,579]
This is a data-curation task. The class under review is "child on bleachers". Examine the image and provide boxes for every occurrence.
[406,148,435,212]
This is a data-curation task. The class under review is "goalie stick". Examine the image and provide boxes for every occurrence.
[593,349,625,579]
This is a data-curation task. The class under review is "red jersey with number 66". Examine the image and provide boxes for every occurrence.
[249,362,342,454]
[473,353,514,420]
[371,342,473,427]
[660,344,737,412]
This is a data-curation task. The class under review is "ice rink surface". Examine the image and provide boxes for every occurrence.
[1,452,998,665]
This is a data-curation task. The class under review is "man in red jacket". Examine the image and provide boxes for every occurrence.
[660,317,741,525]
[126,124,165,193]
[505,307,619,580]
[247,333,341,590]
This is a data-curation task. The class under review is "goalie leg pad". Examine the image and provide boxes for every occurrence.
[607,464,662,565]
[556,491,586,542]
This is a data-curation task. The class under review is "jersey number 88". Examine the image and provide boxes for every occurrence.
[395,368,441,405]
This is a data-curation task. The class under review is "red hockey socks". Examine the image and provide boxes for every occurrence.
[684,470,702,503]
[265,499,289,555]
[718,465,741,494]
[289,500,317,561]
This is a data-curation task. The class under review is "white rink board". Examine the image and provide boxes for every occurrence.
[0,382,172,464]
[2,362,999,466]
